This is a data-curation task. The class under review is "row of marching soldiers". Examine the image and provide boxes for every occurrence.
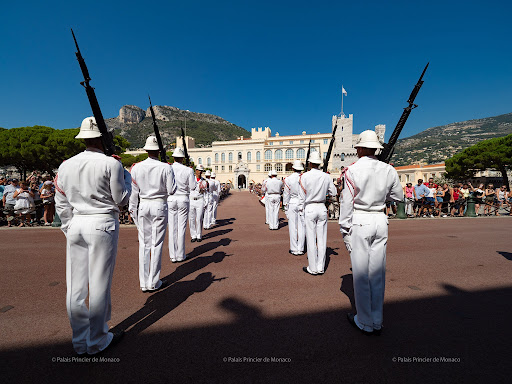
[262,123,404,336]
[54,117,222,355]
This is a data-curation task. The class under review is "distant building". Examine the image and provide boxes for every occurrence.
[125,108,386,188]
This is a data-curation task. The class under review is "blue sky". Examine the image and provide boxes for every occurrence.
[1,0,511,141]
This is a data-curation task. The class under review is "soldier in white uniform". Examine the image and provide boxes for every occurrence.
[189,164,208,242]
[339,130,403,335]
[298,151,337,275]
[283,160,306,255]
[55,117,131,355]
[203,170,213,230]
[168,147,196,263]
[129,136,176,292]
[262,171,272,224]
[210,172,221,226]
[263,169,283,230]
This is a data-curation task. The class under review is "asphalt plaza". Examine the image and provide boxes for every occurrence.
[1,191,511,383]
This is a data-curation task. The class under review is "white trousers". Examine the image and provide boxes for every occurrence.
[66,214,119,355]
[265,193,270,224]
[189,198,205,240]
[203,195,212,229]
[267,194,281,230]
[211,195,219,225]
[305,203,328,273]
[137,201,168,290]
[350,213,388,332]
[168,195,189,262]
[287,199,305,253]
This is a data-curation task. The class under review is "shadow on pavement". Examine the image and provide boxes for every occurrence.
[497,251,512,261]
[3,284,512,383]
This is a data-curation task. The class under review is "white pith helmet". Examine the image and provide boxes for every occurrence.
[76,117,102,139]
[173,147,185,158]
[268,171,272,177]
[211,172,216,178]
[205,170,211,176]
[143,136,160,151]
[292,160,304,171]
[271,169,278,176]
[308,151,323,165]
[354,130,384,149]
[196,164,205,171]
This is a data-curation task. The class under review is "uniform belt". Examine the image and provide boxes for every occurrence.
[192,196,204,200]
[74,212,119,219]
[354,208,384,214]
[305,201,325,205]
[140,197,167,202]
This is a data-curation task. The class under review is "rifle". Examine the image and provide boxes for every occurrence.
[181,122,191,166]
[322,118,338,173]
[305,137,312,169]
[148,95,167,162]
[378,62,429,164]
[71,29,115,156]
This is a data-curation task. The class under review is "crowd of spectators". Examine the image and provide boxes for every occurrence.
[1,172,56,227]
[401,177,511,218]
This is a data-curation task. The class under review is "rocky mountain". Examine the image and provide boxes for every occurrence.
[391,112,512,166]
[107,105,250,149]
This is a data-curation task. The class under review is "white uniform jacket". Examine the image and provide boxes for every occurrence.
[55,149,132,233]
[128,157,176,222]
[339,156,403,235]
[298,168,337,208]
[171,162,196,195]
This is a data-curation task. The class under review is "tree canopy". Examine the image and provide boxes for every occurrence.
[0,126,130,176]
[445,134,512,187]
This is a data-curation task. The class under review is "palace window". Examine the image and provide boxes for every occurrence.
[296,148,305,159]
[275,149,283,160]
[256,165,260,171]
[285,163,293,172]
[285,149,293,159]
[238,152,242,161]
[279,141,283,145]
[229,165,233,171]
[247,151,252,161]
[323,139,328,144]
[264,150,272,160]
[215,153,219,163]
[300,140,304,144]
[229,152,233,163]
[215,166,218,171]
[207,157,211,166]
[197,158,202,165]
[275,163,283,172]
[221,166,225,171]
[289,141,293,144]
[221,153,225,163]
[341,153,345,161]
[268,142,274,146]
[264,163,272,172]
[256,151,261,161]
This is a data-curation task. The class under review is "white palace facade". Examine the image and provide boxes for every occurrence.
[175,113,386,189]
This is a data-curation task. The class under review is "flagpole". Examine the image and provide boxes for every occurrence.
[341,84,344,117]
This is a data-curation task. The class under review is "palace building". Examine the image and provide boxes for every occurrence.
[174,113,386,188]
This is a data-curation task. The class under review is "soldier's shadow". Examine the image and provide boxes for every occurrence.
[278,217,288,229]
[324,247,338,271]
[113,251,231,335]
[187,237,234,261]
[202,228,233,240]
[212,218,236,228]
[340,273,356,311]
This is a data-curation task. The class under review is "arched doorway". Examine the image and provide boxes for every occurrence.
[238,174,246,189]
